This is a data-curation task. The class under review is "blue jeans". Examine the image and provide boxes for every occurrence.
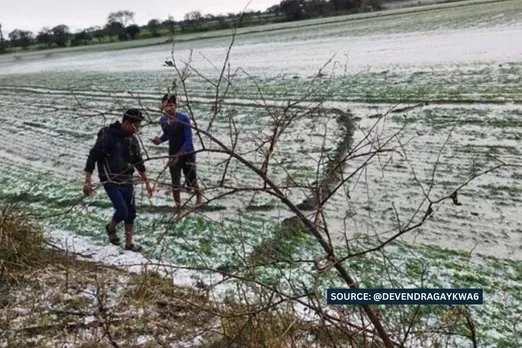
[103,183,136,225]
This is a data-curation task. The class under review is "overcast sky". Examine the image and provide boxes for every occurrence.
[1,0,280,35]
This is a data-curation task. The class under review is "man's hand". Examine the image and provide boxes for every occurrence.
[151,137,161,145]
[166,151,184,168]
[166,156,178,168]
[83,173,93,196]
[137,171,153,198]
[83,182,93,196]
[145,181,154,198]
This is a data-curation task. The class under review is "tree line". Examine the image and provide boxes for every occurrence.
[0,0,385,53]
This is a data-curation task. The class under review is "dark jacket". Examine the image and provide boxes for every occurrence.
[84,121,146,184]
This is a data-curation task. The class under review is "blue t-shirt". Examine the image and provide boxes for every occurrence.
[159,112,194,155]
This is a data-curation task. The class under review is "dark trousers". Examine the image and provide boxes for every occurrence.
[169,154,198,190]
[103,183,136,225]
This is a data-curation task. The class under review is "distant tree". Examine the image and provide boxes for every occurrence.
[89,26,106,43]
[70,30,93,46]
[107,10,135,40]
[8,30,18,45]
[84,26,102,42]
[36,27,54,48]
[267,4,281,14]
[8,29,34,49]
[126,24,140,40]
[19,30,34,49]
[147,19,161,37]
[366,0,383,10]
[51,25,70,47]
[107,10,135,27]
[184,10,203,31]
[162,15,176,36]
[216,15,229,30]
[331,0,359,12]
[105,22,121,41]
[306,0,332,17]
[353,0,364,9]
[117,31,127,41]
[0,23,6,53]
[331,0,342,12]
[236,10,252,27]
[280,0,306,21]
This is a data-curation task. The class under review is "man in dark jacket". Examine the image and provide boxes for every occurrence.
[152,94,203,211]
[83,108,153,252]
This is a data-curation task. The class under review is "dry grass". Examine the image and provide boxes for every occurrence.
[205,304,306,347]
[0,204,49,283]
[0,259,218,346]
[0,204,215,346]
[1,204,366,347]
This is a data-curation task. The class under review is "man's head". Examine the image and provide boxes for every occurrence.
[121,108,144,135]
[161,93,177,119]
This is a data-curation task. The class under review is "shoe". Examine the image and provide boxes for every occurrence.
[125,243,143,253]
[105,224,121,245]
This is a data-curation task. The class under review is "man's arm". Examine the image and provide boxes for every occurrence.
[179,114,194,155]
[132,139,154,196]
[133,139,147,174]
[84,129,111,175]
[153,115,168,144]
[83,129,110,195]
[136,168,149,185]
[159,132,168,143]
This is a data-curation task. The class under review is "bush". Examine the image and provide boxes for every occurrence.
[0,205,48,283]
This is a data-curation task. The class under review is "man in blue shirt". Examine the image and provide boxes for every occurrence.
[152,94,203,210]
